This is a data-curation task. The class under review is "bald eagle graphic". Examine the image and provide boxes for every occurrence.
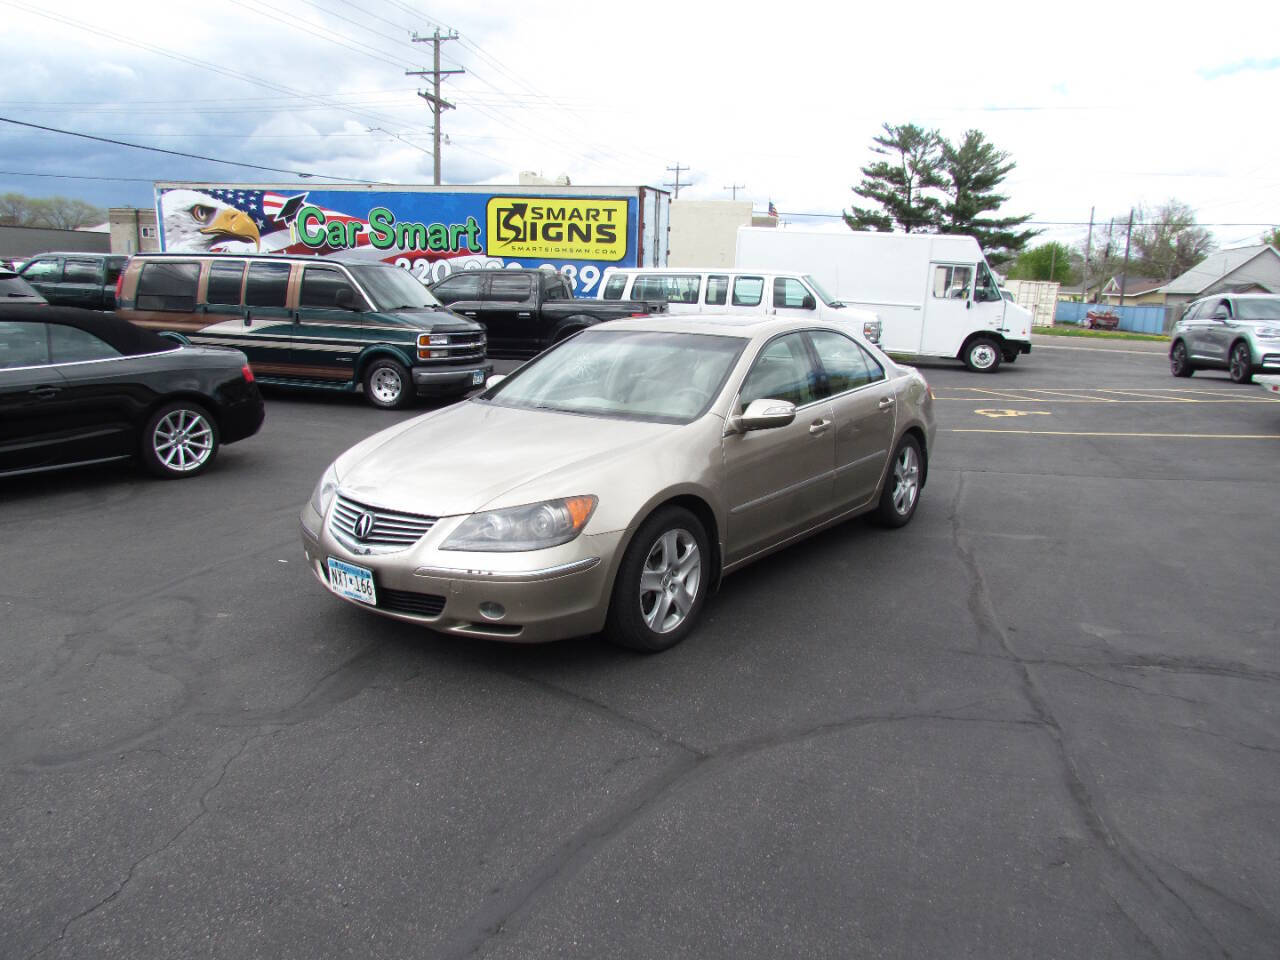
[160,189,262,252]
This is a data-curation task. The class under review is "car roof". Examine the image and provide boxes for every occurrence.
[23,251,123,260]
[0,304,179,355]
[591,313,844,339]
[127,252,396,267]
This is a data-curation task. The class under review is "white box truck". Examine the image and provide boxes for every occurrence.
[735,228,1033,372]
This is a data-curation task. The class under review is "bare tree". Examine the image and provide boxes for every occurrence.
[1130,200,1214,281]
[30,197,107,230]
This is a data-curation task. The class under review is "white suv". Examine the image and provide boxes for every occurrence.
[1170,294,1280,383]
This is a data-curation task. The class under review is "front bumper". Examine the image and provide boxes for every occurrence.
[411,362,493,396]
[299,498,623,643]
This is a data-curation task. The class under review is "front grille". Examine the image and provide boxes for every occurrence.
[330,494,436,550]
[419,331,486,363]
[380,587,446,617]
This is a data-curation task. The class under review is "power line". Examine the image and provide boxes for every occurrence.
[0,116,382,183]
[0,170,156,182]
[771,210,1280,227]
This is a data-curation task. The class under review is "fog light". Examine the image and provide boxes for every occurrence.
[478,601,506,621]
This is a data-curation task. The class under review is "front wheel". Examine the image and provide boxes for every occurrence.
[874,434,923,528]
[963,337,1002,373]
[1170,341,1194,377]
[364,357,412,409]
[141,401,219,478]
[1229,342,1253,384]
[605,506,710,653]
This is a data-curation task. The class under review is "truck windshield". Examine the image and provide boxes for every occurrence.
[347,264,442,310]
[803,275,842,307]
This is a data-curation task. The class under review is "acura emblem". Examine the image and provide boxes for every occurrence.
[354,512,375,540]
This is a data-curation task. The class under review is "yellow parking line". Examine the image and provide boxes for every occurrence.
[951,429,1280,439]
[1091,388,1194,401]
[1021,387,1116,401]
[965,386,1031,401]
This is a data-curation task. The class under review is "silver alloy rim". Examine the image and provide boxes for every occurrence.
[1172,344,1186,372]
[892,445,920,515]
[970,343,997,369]
[153,409,213,472]
[638,528,701,634]
[1231,346,1248,380]
[371,366,403,404]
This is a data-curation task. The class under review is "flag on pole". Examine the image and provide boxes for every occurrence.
[767,200,778,218]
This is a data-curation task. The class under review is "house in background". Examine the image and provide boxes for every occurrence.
[1098,275,1167,306]
[1160,244,1280,313]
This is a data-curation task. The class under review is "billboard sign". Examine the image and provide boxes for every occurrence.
[154,186,643,296]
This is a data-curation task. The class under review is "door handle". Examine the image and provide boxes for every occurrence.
[878,397,896,411]
[462,311,478,317]
[29,385,61,399]
[809,418,831,435]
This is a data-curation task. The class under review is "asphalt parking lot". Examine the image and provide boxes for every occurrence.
[3,337,1278,960]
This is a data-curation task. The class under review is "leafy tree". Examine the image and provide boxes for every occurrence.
[1130,200,1213,280]
[938,129,1036,269]
[844,123,946,233]
[1008,242,1077,285]
[0,191,104,229]
[1261,226,1280,248]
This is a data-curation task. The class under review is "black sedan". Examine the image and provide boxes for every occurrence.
[1,305,264,480]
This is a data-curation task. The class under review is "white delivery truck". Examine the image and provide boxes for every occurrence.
[735,228,1033,372]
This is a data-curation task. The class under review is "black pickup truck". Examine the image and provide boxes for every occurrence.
[429,268,666,356]
[18,253,129,310]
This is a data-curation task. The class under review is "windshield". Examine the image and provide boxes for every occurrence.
[478,329,747,423]
[803,274,841,307]
[347,264,442,311]
[1235,299,1280,321]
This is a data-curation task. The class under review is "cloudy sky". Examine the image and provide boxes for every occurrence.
[2,0,1279,250]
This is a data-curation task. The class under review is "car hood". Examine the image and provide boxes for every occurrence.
[380,307,480,332]
[335,401,678,517]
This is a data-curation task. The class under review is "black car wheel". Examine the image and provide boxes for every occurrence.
[606,506,709,653]
[963,336,1002,373]
[1170,341,1194,377]
[364,358,412,409]
[142,401,219,478]
[1229,341,1253,384]
[874,434,923,528]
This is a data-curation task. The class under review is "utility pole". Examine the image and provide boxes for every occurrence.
[664,162,691,199]
[1081,206,1094,302]
[723,183,745,200]
[407,29,464,185]
[1118,207,1134,307]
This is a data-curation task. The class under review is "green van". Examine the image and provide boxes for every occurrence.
[115,253,491,408]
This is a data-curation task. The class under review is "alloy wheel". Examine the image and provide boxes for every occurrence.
[370,366,404,405]
[153,409,214,473]
[638,528,702,634]
[892,444,920,516]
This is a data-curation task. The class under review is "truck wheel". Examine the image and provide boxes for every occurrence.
[364,358,412,409]
[963,337,1002,373]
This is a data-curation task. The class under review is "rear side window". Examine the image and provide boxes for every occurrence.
[300,266,357,309]
[245,262,291,308]
[0,321,50,367]
[207,261,246,305]
[632,275,701,304]
[601,274,628,300]
[22,258,60,282]
[732,276,765,307]
[63,259,100,283]
[489,274,532,302]
[137,261,199,311]
[705,275,729,305]
[543,275,567,300]
[48,324,121,363]
[434,273,484,301]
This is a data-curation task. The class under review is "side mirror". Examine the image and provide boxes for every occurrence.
[485,374,507,389]
[728,398,797,434]
[801,294,816,310]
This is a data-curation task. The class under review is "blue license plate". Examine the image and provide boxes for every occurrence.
[472,370,485,386]
[326,557,376,606]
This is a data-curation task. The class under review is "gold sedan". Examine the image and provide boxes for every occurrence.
[300,315,935,652]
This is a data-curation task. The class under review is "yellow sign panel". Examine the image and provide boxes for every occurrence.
[485,197,628,262]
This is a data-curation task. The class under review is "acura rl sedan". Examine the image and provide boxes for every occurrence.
[300,316,935,651]
[1,305,264,480]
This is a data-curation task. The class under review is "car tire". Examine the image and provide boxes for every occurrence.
[874,434,923,528]
[1229,341,1253,384]
[364,357,412,409]
[605,506,710,653]
[1170,340,1194,377]
[141,400,219,479]
[963,336,1002,373]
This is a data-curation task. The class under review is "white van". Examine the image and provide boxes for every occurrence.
[596,267,883,344]
[734,228,1033,372]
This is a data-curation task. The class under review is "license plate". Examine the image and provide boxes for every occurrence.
[327,557,377,606]
[472,370,485,385]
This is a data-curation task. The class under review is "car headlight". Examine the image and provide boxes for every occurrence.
[310,463,340,516]
[441,496,597,552]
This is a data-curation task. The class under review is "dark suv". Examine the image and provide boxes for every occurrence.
[18,252,128,310]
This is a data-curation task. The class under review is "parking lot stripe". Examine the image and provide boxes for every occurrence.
[965,386,1032,401]
[1030,342,1169,356]
[1021,387,1116,401]
[951,428,1280,439]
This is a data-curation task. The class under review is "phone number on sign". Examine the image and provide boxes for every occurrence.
[394,257,603,295]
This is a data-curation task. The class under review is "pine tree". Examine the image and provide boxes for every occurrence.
[939,129,1036,269]
[844,123,946,233]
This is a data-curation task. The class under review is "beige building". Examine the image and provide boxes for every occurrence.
[668,200,777,267]
[109,207,159,254]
